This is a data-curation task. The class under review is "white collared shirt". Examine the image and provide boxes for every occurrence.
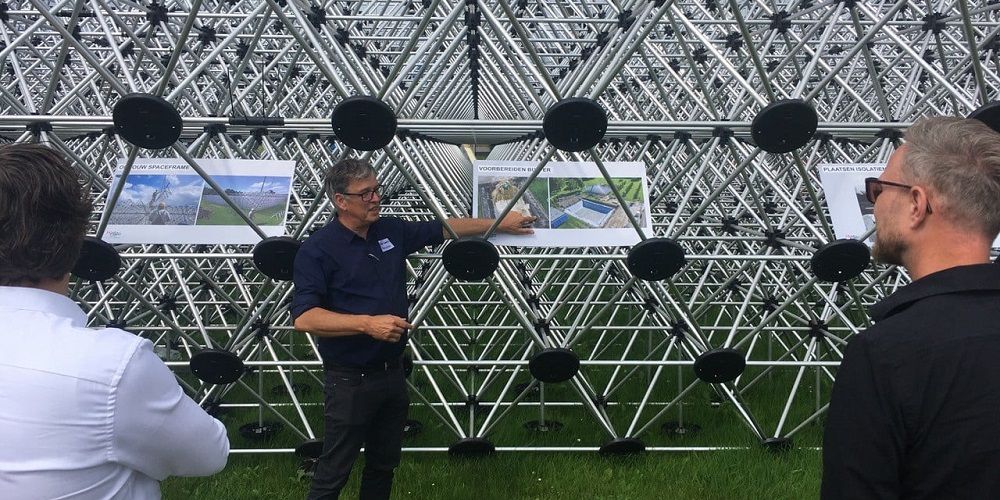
[0,286,229,499]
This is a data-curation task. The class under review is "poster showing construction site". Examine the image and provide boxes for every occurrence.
[104,158,295,244]
[473,161,652,247]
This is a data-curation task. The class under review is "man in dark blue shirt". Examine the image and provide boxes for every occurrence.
[292,158,535,500]
[822,117,1000,498]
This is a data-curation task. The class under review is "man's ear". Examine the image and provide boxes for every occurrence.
[908,186,932,228]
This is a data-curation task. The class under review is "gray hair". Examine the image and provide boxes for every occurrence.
[903,116,1000,239]
[323,157,376,205]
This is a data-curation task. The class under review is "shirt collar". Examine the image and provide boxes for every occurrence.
[869,263,1000,321]
[0,286,88,326]
[331,216,378,243]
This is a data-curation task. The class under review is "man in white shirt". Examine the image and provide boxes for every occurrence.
[0,144,230,499]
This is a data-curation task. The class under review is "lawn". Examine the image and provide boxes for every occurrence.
[163,447,822,499]
[197,200,285,226]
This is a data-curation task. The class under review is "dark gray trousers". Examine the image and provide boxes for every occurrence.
[307,366,408,500]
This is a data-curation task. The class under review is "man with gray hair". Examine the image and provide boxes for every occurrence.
[822,116,1000,498]
[292,157,536,500]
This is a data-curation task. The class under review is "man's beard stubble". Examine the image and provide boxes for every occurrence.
[871,222,906,267]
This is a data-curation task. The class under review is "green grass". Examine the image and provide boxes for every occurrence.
[164,448,821,499]
[197,200,285,226]
[527,179,550,208]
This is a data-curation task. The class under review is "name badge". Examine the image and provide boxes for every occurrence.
[378,238,395,252]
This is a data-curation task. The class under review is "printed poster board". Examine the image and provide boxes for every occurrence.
[104,158,295,245]
[473,161,653,247]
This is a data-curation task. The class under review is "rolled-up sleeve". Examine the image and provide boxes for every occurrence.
[111,340,230,480]
[291,242,329,320]
[403,220,444,255]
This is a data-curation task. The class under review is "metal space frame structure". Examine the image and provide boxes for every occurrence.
[2,0,999,455]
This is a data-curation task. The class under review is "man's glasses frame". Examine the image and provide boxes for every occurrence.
[864,177,932,212]
[339,184,383,203]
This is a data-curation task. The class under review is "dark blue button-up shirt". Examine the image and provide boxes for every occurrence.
[291,216,443,366]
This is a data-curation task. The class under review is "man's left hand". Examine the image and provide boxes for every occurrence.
[498,211,538,235]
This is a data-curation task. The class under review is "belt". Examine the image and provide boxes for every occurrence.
[324,358,402,372]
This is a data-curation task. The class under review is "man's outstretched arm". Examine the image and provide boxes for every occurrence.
[444,211,537,239]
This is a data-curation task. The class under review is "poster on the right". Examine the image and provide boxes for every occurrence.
[818,163,1000,248]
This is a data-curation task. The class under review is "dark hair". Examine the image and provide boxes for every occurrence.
[323,157,376,203]
[0,143,92,286]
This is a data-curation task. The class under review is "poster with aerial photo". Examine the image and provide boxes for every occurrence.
[104,158,295,244]
[818,163,1000,248]
[473,161,652,247]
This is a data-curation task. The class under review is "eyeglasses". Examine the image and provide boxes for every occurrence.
[864,177,932,212]
[340,184,383,203]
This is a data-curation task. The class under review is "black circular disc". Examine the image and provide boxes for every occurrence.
[626,238,686,281]
[543,98,608,152]
[442,237,499,281]
[751,99,818,154]
[238,421,283,441]
[113,93,182,149]
[811,239,870,282]
[190,349,246,384]
[693,348,746,384]
[252,236,300,281]
[295,439,324,459]
[330,95,397,151]
[599,438,645,456]
[403,419,423,437]
[968,101,1000,134]
[528,348,580,383]
[761,436,793,452]
[448,437,495,457]
[72,236,121,281]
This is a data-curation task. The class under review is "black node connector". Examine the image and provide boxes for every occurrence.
[146,2,169,24]
[158,295,177,312]
[769,11,791,33]
[26,121,53,134]
[334,27,349,46]
[670,321,687,339]
[617,9,635,30]
[0,2,9,23]
[875,128,903,144]
[534,319,551,337]
[692,47,708,64]
[724,32,742,50]
[766,60,779,72]
[764,229,786,249]
[712,127,734,143]
[527,294,540,308]
[250,128,268,140]
[921,12,947,34]
[307,5,327,28]
[197,26,216,45]
[808,319,826,339]
[203,123,227,137]
[721,216,739,234]
[643,296,658,312]
[595,31,611,49]
[253,320,270,339]
[762,296,780,313]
